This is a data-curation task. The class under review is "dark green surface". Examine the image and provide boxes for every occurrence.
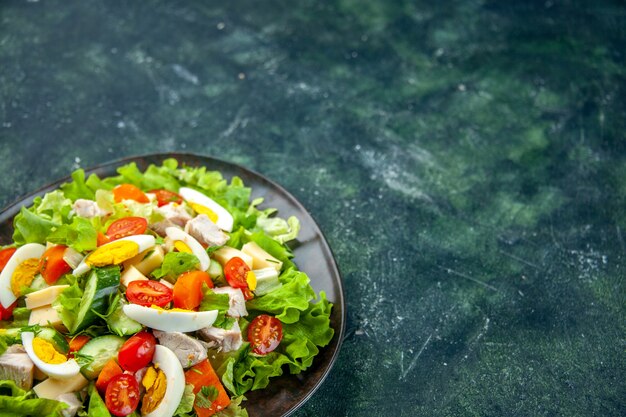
[1,0,625,415]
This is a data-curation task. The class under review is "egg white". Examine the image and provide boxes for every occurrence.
[179,187,234,232]
[165,227,209,271]
[73,234,156,276]
[21,331,80,380]
[122,304,218,332]
[143,345,186,417]
[0,243,46,308]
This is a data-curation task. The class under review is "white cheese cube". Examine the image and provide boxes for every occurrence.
[120,265,148,287]
[28,306,65,331]
[212,246,253,269]
[241,242,282,272]
[25,285,69,310]
[123,246,164,276]
[33,373,88,399]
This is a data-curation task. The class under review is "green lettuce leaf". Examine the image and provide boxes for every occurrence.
[199,285,230,312]
[53,282,83,331]
[87,383,111,417]
[61,169,95,201]
[47,217,97,252]
[12,206,58,245]
[215,395,249,417]
[173,384,195,417]
[281,291,334,372]
[36,190,73,224]
[246,269,315,323]
[255,216,299,243]
[152,252,200,281]
[0,380,67,417]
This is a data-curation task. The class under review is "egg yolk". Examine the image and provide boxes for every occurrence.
[11,258,40,296]
[174,241,193,253]
[87,241,139,267]
[141,366,167,414]
[32,337,67,364]
[189,203,218,223]
[246,271,257,291]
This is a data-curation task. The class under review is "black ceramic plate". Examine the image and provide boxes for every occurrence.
[0,153,345,417]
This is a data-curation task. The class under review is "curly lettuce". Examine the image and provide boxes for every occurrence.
[0,380,67,417]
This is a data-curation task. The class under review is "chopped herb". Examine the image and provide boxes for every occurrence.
[195,385,219,408]
[265,258,279,264]
[191,368,203,375]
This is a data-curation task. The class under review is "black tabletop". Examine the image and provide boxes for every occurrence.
[1,1,625,416]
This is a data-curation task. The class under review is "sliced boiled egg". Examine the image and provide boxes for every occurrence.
[165,227,209,271]
[73,235,155,276]
[122,304,218,332]
[179,187,233,232]
[21,331,80,380]
[142,345,185,417]
[0,243,46,308]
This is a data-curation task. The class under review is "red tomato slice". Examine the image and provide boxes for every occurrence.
[126,280,173,307]
[0,301,17,321]
[172,271,213,310]
[106,217,148,241]
[113,184,150,204]
[0,247,17,272]
[117,331,156,373]
[38,245,72,285]
[105,374,140,417]
[224,257,250,289]
[248,314,283,355]
[241,287,255,301]
[149,189,183,207]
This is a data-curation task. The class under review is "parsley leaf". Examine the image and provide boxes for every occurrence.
[195,385,219,408]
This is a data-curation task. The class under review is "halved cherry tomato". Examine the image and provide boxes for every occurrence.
[0,247,16,272]
[96,358,123,395]
[0,301,16,321]
[106,217,148,241]
[149,189,183,207]
[248,314,283,355]
[97,232,111,247]
[224,257,250,289]
[117,331,156,373]
[39,245,72,285]
[241,287,255,301]
[68,335,90,358]
[105,373,140,417]
[126,280,173,307]
[173,271,214,310]
[113,184,149,204]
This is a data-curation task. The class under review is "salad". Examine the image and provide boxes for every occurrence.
[0,159,334,417]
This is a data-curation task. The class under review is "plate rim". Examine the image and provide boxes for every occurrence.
[0,152,346,417]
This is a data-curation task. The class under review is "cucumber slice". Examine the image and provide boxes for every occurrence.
[37,327,69,354]
[72,266,120,334]
[78,334,125,379]
[29,275,49,291]
[108,299,142,336]
[253,268,282,296]
[0,328,22,344]
[208,259,226,286]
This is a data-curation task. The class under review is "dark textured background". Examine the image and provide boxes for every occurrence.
[1,0,625,416]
